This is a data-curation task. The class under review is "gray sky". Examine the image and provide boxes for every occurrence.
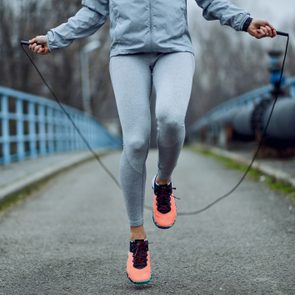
[235,0,294,27]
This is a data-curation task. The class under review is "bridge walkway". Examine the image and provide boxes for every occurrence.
[0,150,294,294]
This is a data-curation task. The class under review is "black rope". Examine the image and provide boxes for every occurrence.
[21,44,121,189]
[178,32,289,216]
[21,32,289,216]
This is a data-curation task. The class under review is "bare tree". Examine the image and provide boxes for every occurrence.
[1,1,294,128]
[0,0,108,114]
[187,25,271,126]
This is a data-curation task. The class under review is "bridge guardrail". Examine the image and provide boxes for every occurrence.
[0,86,121,165]
[191,77,295,132]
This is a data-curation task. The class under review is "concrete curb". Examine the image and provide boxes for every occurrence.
[195,144,295,188]
[0,150,110,203]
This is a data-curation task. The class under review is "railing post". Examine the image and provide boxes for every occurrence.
[53,109,57,153]
[55,110,63,152]
[90,120,95,148]
[77,115,83,151]
[1,95,10,165]
[69,115,75,151]
[82,116,87,150]
[47,107,54,154]
[68,113,73,152]
[60,111,66,152]
[28,101,37,159]
[65,113,71,152]
[38,104,46,156]
[0,86,120,164]
[16,98,25,161]
[74,114,80,151]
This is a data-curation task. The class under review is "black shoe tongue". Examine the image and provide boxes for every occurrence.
[130,240,148,252]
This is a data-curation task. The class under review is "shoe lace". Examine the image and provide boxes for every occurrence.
[154,183,177,213]
[132,241,148,269]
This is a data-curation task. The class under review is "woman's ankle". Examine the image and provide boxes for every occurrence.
[130,225,146,240]
[156,175,170,185]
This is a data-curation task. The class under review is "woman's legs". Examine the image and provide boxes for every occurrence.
[109,51,195,232]
[153,52,195,182]
[109,51,195,283]
[109,53,156,239]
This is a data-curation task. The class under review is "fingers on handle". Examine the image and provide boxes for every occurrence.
[28,35,49,54]
[29,35,47,45]
[263,20,275,31]
[257,20,277,37]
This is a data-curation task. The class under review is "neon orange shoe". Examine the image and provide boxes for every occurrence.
[152,176,177,229]
[126,240,151,284]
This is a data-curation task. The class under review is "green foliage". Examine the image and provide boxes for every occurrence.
[0,180,47,213]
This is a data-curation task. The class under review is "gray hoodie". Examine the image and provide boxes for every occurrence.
[47,0,250,57]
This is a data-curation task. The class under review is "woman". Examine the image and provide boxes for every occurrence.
[29,0,276,285]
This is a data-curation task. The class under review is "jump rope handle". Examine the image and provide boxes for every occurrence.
[276,31,289,37]
[20,40,30,46]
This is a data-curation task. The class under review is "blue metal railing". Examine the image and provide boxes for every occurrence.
[0,86,121,165]
[191,77,295,132]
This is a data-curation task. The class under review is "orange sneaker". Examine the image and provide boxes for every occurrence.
[152,176,177,229]
[126,240,151,284]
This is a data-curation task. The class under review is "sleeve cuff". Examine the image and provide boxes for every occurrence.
[242,17,253,32]
[46,30,55,52]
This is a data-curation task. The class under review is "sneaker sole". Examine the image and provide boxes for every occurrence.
[126,273,152,285]
[152,214,175,230]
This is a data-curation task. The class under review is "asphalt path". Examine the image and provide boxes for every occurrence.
[0,150,294,294]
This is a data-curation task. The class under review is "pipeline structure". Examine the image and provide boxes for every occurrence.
[189,51,295,157]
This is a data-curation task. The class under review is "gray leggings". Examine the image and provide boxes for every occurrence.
[109,52,195,226]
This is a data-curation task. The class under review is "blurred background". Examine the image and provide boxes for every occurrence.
[0,0,294,136]
[1,3,295,292]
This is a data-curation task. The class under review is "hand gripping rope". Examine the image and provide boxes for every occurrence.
[20,30,289,216]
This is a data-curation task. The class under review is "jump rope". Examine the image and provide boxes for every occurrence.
[20,30,289,216]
